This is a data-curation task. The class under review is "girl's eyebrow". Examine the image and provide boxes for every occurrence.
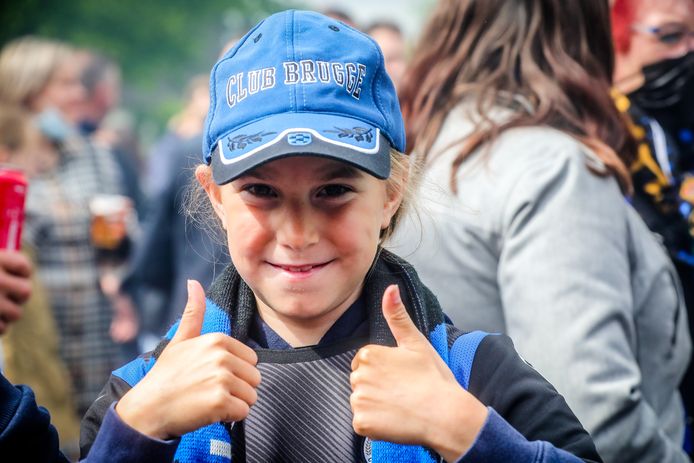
[320,165,361,181]
[241,164,362,181]
[241,170,269,180]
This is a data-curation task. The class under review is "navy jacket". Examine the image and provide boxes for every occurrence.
[0,373,177,462]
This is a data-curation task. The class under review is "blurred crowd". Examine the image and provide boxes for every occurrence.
[0,0,692,461]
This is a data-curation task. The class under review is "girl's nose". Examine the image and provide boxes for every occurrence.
[277,207,319,250]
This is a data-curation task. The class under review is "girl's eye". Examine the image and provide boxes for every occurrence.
[244,184,277,198]
[316,184,353,198]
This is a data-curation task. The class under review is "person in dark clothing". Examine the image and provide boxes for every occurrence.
[120,75,228,346]
[0,251,178,462]
[611,0,694,442]
[0,372,180,462]
[78,51,145,219]
[0,373,66,463]
[120,132,229,343]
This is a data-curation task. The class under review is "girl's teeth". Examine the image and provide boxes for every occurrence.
[283,265,313,272]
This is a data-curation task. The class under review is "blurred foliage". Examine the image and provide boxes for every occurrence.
[0,0,298,145]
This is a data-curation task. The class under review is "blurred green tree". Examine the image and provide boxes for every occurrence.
[0,0,294,142]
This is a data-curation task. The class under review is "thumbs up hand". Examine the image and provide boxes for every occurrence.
[115,280,261,440]
[350,285,488,462]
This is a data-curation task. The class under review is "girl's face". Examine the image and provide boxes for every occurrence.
[202,156,402,338]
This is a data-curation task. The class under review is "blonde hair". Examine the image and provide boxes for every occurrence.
[380,149,411,242]
[0,106,31,151]
[0,36,73,109]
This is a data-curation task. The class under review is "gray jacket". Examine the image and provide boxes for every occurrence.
[389,105,692,463]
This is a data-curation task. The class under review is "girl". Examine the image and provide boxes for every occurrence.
[81,10,601,463]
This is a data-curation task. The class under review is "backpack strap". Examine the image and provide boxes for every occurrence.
[448,330,489,390]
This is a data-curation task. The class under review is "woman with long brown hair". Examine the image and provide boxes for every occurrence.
[389,0,692,461]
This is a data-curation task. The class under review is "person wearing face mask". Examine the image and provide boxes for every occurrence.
[0,37,130,419]
[0,106,81,459]
[611,0,694,439]
[613,0,694,164]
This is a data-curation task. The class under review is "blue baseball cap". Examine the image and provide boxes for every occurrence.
[202,10,405,185]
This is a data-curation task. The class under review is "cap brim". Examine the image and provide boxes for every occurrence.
[210,112,391,185]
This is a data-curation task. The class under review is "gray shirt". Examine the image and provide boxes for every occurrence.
[389,104,692,463]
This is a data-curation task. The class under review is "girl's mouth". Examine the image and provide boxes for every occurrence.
[268,260,332,276]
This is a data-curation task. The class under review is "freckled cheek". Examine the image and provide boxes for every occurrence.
[225,210,275,267]
[329,209,383,257]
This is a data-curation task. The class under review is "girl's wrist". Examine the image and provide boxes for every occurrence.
[427,386,488,462]
[115,390,170,440]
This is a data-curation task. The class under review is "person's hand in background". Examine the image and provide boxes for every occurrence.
[0,250,31,334]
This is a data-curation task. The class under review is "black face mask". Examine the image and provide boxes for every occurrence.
[628,51,694,110]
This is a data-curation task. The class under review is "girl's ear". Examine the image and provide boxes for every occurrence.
[381,171,406,230]
[195,165,226,229]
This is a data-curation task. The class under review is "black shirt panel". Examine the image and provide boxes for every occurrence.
[468,334,602,463]
[80,375,132,458]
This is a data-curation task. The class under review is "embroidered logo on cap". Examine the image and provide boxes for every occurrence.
[324,127,373,143]
[287,132,313,146]
[227,131,277,152]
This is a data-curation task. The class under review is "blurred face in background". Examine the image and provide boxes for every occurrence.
[89,71,122,124]
[369,26,407,90]
[189,83,210,123]
[29,56,86,124]
[614,0,694,92]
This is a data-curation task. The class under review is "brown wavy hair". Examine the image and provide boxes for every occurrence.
[399,0,636,194]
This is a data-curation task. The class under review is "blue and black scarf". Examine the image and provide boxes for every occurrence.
[120,249,485,462]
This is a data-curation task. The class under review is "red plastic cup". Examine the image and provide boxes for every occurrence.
[0,165,28,250]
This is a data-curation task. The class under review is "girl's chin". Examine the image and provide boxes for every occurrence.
[258,293,349,322]
[265,300,334,320]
